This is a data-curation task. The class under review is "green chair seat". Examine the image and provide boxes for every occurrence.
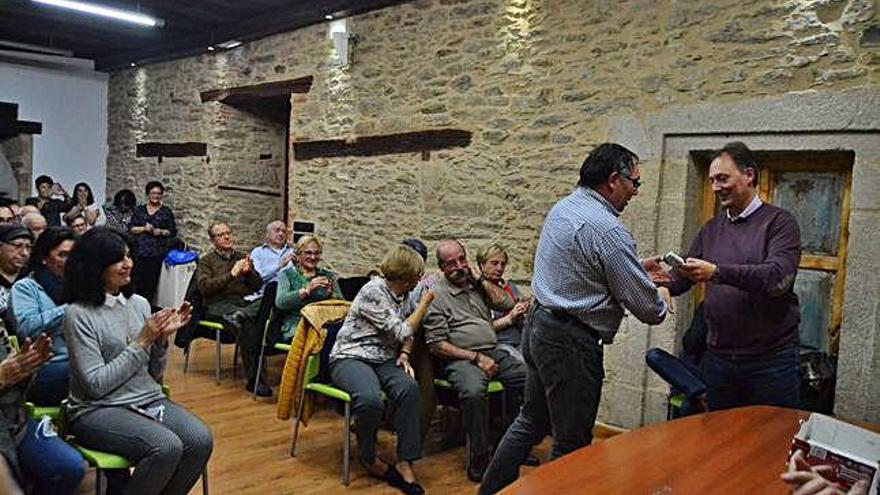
[25,404,62,421]
[433,378,504,394]
[274,343,291,352]
[75,445,131,470]
[196,320,224,331]
[306,383,351,402]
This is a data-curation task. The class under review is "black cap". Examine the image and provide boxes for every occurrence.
[0,224,34,244]
[402,238,428,261]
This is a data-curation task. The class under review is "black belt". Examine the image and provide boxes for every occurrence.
[534,302,602,343]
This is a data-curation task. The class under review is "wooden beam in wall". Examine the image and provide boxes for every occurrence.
[0,101,42,138]
[292,129,472,160]
[217,185,282,197]
[136,142,207,158]
[200,76,314,104]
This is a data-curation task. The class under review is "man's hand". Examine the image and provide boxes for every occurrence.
[781,449,869,495]
[0,334,53,388]
[475,353,498,379]
[642,256,672,284]
[279,251,295,268]
[231,258,249,278]
[679,258,717,283]
[658,286,675,314]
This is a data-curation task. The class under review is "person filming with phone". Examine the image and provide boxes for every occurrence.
[662,142,802,412]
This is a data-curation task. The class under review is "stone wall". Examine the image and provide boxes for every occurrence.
[1,135,33,201]
[106,0,879,426]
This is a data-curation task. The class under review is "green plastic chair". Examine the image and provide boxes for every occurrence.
[252,309,290,400]
[290,353,387,486]
[184,319,239,384]
[667,392,686,419]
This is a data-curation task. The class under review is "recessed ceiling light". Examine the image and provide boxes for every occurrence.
[324,14,333,20]
[31,0,164,27]
[216,40,243,49]
[207,46,215,51]
[130,62,136,67]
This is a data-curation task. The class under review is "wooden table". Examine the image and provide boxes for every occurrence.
[502,406,809,494]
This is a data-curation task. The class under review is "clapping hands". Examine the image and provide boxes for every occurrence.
[0,334,53,388]
[138,302,193,348]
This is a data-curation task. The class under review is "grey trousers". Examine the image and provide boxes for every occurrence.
[206,297,262,380]
[479,306,605,494]
[70,399,213,495]
[443,347,526,458]
[330,358,422,464]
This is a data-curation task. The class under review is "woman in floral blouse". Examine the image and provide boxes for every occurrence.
[329,245,434,495]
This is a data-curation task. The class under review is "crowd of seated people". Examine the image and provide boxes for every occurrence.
[0,159,867,495]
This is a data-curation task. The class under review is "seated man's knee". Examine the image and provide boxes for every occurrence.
[456,381,487,402]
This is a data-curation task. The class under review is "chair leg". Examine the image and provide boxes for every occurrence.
[233,341,239,380]
[290,384,309,457]
[252,346,266,401]
[342,401,351,486]
[214,329,221,384]
[183,343,191,373]
[202,467,209,495]
[95,467,104,495]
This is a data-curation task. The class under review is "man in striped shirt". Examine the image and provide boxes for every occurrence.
[480,143,671,494]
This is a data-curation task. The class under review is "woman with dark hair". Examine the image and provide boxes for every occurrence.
[63,227,212,495]
[103,189,137,232]
[10,226,76,405]
[130,181,177,305]
[63,182,102,228]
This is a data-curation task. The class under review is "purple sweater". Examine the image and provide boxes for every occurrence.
[668,203,801,355]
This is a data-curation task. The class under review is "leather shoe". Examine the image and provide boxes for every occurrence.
[246,379,272,397]
[523,453,540,466]
[467,453,491,483]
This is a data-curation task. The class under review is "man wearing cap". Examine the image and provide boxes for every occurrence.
[0,225,34,327]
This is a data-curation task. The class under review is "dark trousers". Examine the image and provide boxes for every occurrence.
[443,347,526,458]
[480,306,604,495]
[330,358,422,464]
[701,345,800,411]
[26,360,70,406]
[70,399,213,495]
[18,418,85,495]
[133,256,163,306]
[206,298,262,381]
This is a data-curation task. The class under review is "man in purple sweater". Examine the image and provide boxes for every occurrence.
[666,142,802,411]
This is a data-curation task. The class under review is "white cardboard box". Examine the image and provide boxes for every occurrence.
[791,413,880,494]
[154,262,196,309]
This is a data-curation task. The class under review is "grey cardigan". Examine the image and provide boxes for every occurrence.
[64,294,167,421]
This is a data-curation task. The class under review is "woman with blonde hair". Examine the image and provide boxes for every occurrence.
[275,235,342,342]
[329,245,434,494]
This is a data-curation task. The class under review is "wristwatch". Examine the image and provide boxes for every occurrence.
[470,352,481,365]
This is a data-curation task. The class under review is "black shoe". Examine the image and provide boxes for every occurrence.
[467,453,491,483]
[523,453,540,466]
[362,461,424,495]
[246,379,272,397]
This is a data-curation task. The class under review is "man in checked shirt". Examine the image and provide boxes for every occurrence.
[480,143,673,494]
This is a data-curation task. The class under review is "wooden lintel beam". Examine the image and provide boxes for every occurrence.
[136,142,207,158]
[293,129,472,160]
[200,76,314,104]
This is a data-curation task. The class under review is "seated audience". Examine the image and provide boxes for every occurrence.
[26,175,71,227]
[275,235,342,342]
[131,181,177,305]
[21,213,47,240]
[63,182,102,228]
[63,227,212,495]
[195,223,267,396]
[423,240,526,482]
[64,214,89,236]
[475,244,530,362]
[103,189,137,232]
[18,205,39,219]
[10,227,76,405]
[250,220,295,291]
[0,320,84,495]
[330,245,434,494]
[1,225,33,327]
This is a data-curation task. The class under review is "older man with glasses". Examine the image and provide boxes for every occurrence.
[0,225,34,327]
[195,223,267,395]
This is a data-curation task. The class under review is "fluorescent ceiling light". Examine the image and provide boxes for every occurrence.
[31,0,164,27]
[216,40,242,49]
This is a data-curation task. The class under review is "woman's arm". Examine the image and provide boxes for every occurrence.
[275,270,309,312]
[11,280,66,339]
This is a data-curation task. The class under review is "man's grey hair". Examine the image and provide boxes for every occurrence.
[21,212,46,228]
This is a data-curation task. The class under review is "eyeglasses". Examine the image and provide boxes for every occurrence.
[1,241,32,251]
[301,250,322,257]
[621,174,641,189]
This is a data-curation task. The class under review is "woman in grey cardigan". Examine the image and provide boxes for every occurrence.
[330,245,434,495]
[63,228,212,495]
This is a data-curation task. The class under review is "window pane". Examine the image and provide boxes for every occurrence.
[794,269,835,353]
[772,172,844,255]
